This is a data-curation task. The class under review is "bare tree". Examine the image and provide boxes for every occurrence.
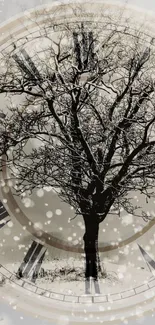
[0,11,155,281]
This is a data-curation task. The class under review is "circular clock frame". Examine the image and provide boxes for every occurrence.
[1,1,155,324]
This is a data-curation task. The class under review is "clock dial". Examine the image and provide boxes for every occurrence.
[1,2,155,325]
[0,186,155,321]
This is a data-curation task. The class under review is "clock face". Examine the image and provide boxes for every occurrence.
[1,2,155,325]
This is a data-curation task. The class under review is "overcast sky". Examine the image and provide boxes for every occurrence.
[1,0,155,325]
[0,0,155,23]
[117,0,155,10]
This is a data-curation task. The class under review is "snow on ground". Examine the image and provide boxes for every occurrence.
[1,260,152,296]
[34,262,153,295]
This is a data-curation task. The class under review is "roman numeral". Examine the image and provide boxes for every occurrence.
[12,49,41,80]
[73,24,95,70]
[85,278,101,295]
[138,244,155,275]
[0,200,10,228]
[17,241,46,283]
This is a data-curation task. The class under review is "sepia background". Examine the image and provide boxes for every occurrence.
[0,0,155,324]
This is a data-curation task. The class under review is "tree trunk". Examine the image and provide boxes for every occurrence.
[83,220,99,280]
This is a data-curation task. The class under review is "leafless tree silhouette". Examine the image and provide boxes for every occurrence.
[0,10,155,280]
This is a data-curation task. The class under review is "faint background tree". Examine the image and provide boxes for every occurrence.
[0,6,155,280]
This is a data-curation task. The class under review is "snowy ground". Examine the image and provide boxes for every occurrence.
[0,260,153,297]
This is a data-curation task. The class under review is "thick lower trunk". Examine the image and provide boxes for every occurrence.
[83,220,99,280]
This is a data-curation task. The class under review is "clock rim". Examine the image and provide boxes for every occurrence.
[1,1,155,252]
